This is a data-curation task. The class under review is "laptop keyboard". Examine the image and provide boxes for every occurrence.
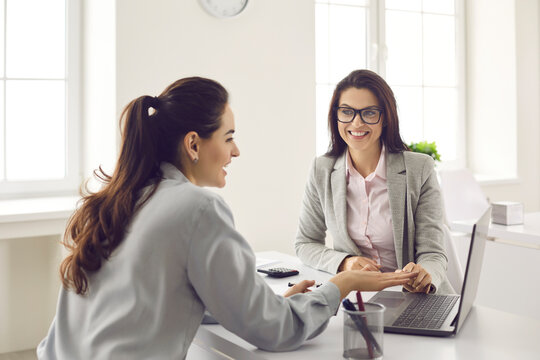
[392,295,459,329]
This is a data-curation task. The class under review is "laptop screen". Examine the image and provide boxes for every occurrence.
[454,207,492,331]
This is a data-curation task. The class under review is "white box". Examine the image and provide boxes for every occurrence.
[491,201,524,225]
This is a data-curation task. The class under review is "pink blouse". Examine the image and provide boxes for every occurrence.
[346,147,398,272]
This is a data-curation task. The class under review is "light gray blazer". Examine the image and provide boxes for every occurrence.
[37,163,341,360]
[295,151,453,294]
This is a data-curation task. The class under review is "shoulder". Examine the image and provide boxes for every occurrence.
[314,154,337,169]
[312,153,344,174]
[185,186,231,217]
[152,180,232,223]
[306,154,344,188]
[386,151,435,184]
[401,151,435,172]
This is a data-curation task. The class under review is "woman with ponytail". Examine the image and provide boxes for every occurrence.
[37,77,416,359]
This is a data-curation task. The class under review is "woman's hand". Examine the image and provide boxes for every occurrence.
[338,256,381,272]
[330,270,418,300]
[283,280,316,297]
[396,262,432,293]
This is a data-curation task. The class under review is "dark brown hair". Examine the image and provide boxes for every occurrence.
[60,77,228,295]
[326,69,409,156]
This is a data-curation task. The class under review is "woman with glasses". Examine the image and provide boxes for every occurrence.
[295,69,453,295]
[37,76,417,359]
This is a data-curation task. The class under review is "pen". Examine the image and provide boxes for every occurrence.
[287,282,322,288]
[356,291,365,311]
[342,298,382,357]
[356,292,374,359]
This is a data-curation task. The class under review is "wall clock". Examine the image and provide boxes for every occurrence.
[199,0,249,18]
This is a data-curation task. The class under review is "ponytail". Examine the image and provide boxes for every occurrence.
[60,96,162,295]
[60,77,228,295]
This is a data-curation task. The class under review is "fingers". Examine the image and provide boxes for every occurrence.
[341,269,419,293]
[403,262,416,285]
[381,271,417,283]
[283,279,315,297]
[384,271,417,279]
[416,275,432,293]
[361,263,381,272]
[403,283,416,292]
[379,271,419,290]
[345,257,365,271]
[342,256,381,272]
[400,262,433,293]
[387,271,418,283]
[411,266,431,292]
[362,257,380,267]
[296,279,315,291]
[402,262,419,287]
[362,259,382,272]
[402,262,416,272]
[349,262,365,271]
[412,269,427,288]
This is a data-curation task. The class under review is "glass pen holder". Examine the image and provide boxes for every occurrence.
[342,302,385,360]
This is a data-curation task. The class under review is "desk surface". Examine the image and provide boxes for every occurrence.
[450,212,540,248]
[193,251,540,360]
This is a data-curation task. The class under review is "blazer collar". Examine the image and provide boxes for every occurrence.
[330,152,358,253]
[386,151,407,269]
[333,151,347,171]
[386,151,406,176]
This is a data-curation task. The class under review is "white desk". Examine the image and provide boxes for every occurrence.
[190,251,540,360]
[450,212,540,249]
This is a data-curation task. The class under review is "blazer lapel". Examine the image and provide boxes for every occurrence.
[330,152,359,254]
[386,152,407,269]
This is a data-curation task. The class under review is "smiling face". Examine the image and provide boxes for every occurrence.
[195,105,240,188]
[337,87,383,156]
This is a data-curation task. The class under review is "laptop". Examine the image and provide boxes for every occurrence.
[369,207,491,336]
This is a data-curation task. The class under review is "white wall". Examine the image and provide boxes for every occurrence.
[468,0,540,212]
[466,0,518,179]
[0,236,62,353]
[115,0,316,254]
[82,0,117,185]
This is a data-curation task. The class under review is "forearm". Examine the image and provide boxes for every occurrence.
[328,271,355,300]
[295,237,351,274]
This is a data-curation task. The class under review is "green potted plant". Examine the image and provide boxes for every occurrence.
[408,141,441,162]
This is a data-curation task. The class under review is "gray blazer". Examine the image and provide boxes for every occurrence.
[37,163,341,360]
[295,151,453,294]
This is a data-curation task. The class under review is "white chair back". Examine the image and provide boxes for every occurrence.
[442,224,465,293]
[438,168,490,223]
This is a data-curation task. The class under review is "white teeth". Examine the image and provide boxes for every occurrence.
[350,131,368,136]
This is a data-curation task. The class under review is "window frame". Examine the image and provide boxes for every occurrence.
[315,0,466,170]
[0,0,81,199]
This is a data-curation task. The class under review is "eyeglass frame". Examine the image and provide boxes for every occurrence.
[334,106,384,125]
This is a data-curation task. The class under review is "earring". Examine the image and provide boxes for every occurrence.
[193,157,198,164]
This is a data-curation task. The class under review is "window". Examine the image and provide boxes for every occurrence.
[0,0,81,198]
[315,0,465,169]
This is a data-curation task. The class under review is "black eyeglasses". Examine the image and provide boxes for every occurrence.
[334,106,383,124]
